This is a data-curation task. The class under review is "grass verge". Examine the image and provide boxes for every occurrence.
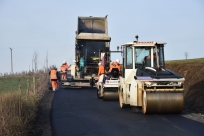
[0,74,49,136]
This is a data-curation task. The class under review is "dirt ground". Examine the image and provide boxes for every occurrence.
[33,62,204,135]
[166,62,204,114]
[33,90,54,136]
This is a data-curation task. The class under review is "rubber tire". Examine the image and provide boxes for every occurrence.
[142,91,147,114]
[119,89,129,108]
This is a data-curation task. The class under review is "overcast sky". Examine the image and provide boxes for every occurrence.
[0,0,204,73]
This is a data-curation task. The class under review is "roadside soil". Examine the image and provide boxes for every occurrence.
[33,62,204,135]
[33,89,54,136]
[166,62,204,115]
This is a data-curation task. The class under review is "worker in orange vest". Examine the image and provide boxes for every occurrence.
[98,62,105,84]
[109,59,121,72]
[49,66,59,91]
[60,60,71,80]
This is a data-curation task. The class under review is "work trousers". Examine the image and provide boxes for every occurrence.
[51,79,58,90]
[61,72,66,79]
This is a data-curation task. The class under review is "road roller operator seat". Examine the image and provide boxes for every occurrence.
[110,68,119,79]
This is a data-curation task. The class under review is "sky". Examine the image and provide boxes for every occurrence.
[0,0,204,74]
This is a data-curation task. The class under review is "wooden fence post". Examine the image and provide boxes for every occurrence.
[0,97,2,135]
[19,85,22,116]
[26,79,30,101]
[33,74,36,95]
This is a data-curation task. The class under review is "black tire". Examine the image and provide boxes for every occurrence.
[90,77,95,87]
[90,82,94,87]
[119,88,130,108]
[142,91,147,114]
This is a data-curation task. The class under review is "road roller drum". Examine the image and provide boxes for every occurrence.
[142,92,184,114]
[103,91,119,101]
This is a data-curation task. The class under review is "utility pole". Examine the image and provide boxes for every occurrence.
[9,47,13,74]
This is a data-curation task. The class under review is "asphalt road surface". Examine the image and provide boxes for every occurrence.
[51,87,204,136]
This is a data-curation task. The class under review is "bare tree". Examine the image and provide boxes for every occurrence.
[184,52,189,60]
[41,50,49,73]
[32,51,38,73]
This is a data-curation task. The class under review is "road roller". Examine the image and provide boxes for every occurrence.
[97,68,120,101]
[119,36,185,114]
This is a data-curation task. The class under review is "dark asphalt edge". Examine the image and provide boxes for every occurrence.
[50,91,56,136]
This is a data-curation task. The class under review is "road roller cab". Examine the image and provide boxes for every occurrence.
[119,37,185,114]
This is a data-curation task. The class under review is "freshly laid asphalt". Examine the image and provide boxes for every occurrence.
[51,87,204,136]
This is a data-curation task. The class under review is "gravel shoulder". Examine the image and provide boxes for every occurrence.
[181,110,204,124]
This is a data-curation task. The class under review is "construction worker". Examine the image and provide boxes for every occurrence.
[109,59,121,72]
[80,56,85,77]
[98,62,105,84]
[49,66,59,91]
[144,53,157,67]
[60,60,71,80]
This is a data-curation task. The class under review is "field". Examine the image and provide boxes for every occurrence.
[0,74,48,136]
[166,58,204,113]
[0,75,39,95]
[166,58,204,64]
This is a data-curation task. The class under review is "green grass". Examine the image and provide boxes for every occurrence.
[166,58,204,64]
[0,75,36,95]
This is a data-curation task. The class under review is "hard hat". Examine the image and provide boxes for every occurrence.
[51,65,55,69]
[63,60,67,63]
[115,59,120,63]
[98,62,101,65]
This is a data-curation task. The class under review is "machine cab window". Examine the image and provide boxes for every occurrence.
[126,46,133,69]
[135,47,151,68]
[122,42,165,76]
[134,45,165,69]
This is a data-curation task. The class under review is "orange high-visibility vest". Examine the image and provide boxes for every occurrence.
[50,70,57,79]
[146,55,151,59]
[146,55,156,59]
[110,62,121,71]
[60,65,67,72]
[60,64,68,72]
[98,65,105,76]
[64,63,68,69]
